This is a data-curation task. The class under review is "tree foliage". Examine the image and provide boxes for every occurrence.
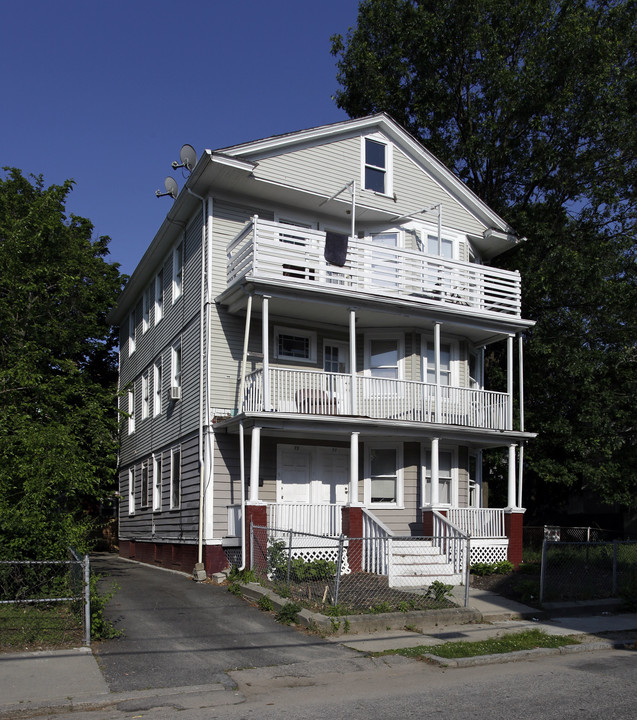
[0,169,123,558]
[332,1,637,511]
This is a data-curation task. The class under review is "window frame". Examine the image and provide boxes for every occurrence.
[128,311,136,356]
[170,446,181,510]
[172,240,184,303]
[273,326,317,364]
[171,342,182,397]
[364,442,404,509]
[364,332,404,380]
[153,453,162,511]
[153,359,163,416]
[362,134,392,196]
[154,269,164,324]
[422,446,457,507]
[127,386,135,435]
[128,467,135,515]
[140,460,150,508]
[141,370,150,420]
[421,336,459,387]
[142,285,152,333]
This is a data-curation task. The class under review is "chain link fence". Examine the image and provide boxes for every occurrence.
[539,540,637,603]
[525,525,617,551]
[250,524,467,615]
[0,549,90,650]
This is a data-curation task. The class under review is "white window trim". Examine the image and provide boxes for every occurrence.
[153,453,162,512]
[142,286,151,334]
[127,387,135,435]
[361,133,393,196]
[421,336,460,386]
[421,445,458,507]
[141,371,149,420]
[171,341,182,396]
[170,446,181,510]
[154,270,164,325]
[273,326,317,364]
[363,332,404,379]
[128,311,136,356]
[141,460,150,508]
[153,359,162,416]
[364,442,404,509]
[128,467,135,515]
[172,240,184,304]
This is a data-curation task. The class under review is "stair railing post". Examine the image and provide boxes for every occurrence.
[334,534,345,606]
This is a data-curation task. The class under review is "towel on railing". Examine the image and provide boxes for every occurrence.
[324,231,348,267]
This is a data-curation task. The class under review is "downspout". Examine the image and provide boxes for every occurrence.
[238,295,253,570]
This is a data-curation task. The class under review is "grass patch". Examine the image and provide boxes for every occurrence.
[374,629,580,660]
[0,603,83,651]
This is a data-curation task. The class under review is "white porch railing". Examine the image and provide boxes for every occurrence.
[227,217,521,317]
[243,367,509,430]
[447,508,506,538]
[266,503,342,536]
[361,508,392,575]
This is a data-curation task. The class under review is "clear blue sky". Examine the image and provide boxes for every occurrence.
[1,1,360,277]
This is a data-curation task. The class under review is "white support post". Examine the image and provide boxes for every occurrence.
[508,443,517,509]
[349,431,359,505]
[349,308,357,415]
[507,334,514,430]
[262,296,270,412]
[434,322,441,421]
[430,437,440,506]
[249,425,261,503]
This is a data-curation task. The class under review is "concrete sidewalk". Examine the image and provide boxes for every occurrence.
[1,583,636,717]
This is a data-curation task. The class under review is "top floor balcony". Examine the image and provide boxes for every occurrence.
[227,217,522,319]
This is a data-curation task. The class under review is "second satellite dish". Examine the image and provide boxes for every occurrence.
[156,176,179,199]
[172,144,197,172]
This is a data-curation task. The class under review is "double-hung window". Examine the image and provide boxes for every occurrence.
[154,360,162,416]
[171,342,182,400]
[153,454,162,511]
[424,449,454,505]
[141,371,149,420]
[363,137,391,194]
[365,444,403,507]
[170,447,181,509]
[142,285,152,333]
[154,270,164,324]
[141,461,150,508]
[173,241,184,302]
[128,467,135,515]
[127,387,135,434]
[128,311,136,355]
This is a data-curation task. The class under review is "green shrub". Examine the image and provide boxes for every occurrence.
[471,560,514,576]
[257,594,274,612]
[493,560,514,574]
[424,580,453,602]
[370,601,393,614]
[275,602,301,625]
[471,562,495,576]
[227,582,243,597]
[228,567,257,583]
[90,574,120,640]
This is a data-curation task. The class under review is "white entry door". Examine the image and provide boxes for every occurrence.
[316,448,349,504]
[278,447,311,503]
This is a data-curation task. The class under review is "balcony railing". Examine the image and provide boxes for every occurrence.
[243,367,510,430]
[227,217,521,317]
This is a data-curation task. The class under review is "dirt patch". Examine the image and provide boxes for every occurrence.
[470,570,541,606]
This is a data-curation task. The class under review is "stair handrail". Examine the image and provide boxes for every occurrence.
[432,509,470,591]
[361,508,393,575]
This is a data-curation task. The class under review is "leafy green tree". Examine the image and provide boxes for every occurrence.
[332,1,637,512]
[0,168,123,558]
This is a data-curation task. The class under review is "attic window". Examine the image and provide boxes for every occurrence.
[364,138,388,193]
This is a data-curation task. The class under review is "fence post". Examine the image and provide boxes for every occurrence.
[540,539,547,605]
[83,554,91,647]
[286,529,293,584]
[612,540,618,596]
[250,521,254,571]
[333,535,345,606]
[464,537,471,608]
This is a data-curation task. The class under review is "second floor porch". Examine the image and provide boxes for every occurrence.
[243,366,511,431]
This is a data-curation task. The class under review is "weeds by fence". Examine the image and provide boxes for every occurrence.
[539,540,637,603]
[250,524,463,616]
[0,549,90,650]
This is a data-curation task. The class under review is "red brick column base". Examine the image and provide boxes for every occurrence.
[245,504,268,571]
[420,508,447,537]
[504,510,525,568]
[341,506,363,573]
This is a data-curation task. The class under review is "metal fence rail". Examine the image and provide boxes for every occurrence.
[0,549,91,646]
[250,524,468,615]
[540,540,637,604]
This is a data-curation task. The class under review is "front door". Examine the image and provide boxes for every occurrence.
[316,447,349,504]
[278,446,311,503]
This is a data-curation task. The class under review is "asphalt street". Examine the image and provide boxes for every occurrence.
[92,554,356,693]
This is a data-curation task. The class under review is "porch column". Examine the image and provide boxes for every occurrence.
[507,334,514,430]
[349,308,357,415]
[262,296,270,412]
[430,436,440,506]
[249,425,262,503]
[434,322,441,420]
[507,443,517,509]
[349,431,360,504]
[518,333,525,508]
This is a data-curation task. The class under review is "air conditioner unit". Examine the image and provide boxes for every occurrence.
[170,386,182,401]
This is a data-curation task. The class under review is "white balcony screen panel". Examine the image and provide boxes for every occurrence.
[227,218,522,317]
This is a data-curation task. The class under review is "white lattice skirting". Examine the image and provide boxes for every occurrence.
[470,539,509,564]
[269,533,351,575]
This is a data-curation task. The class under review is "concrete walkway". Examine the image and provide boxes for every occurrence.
[1,558,636,717]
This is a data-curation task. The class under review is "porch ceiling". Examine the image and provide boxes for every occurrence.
[213,412,536,449]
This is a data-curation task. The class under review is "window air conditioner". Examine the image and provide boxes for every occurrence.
[170,386,182,401]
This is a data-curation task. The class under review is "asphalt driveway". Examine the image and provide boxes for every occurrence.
[92,553,355,692]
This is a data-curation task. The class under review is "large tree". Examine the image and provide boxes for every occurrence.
[331,0,637,514]
[0,169,123,558]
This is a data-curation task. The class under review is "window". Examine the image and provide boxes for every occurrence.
[142,285,152,333]
[170,447,181,509]
[323,341,349,374]
[127,387,135,434]
[171,342,182,398]
[172,241,184,302]
[424,449,454,505]
[425,343,452,385]
[153,360,162,416]
[366,336,402,379]
[141,461,150,508]
[370,231,400,287]
[274,326,317,363]
[469,349,483,389]
[128,467,135,515]
[154,270,164,324]
[141,371,149,420]
[469,453,481,508]
[426,233,454,259]
[153,454,162,511]
[363,137,390,194]
[365,444,403,507]
[128,311,136,355]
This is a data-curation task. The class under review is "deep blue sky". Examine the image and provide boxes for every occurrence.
[1,1,360,277]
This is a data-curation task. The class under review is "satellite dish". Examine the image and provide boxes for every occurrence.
[171,144,197,172]
[155,176,179,199]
